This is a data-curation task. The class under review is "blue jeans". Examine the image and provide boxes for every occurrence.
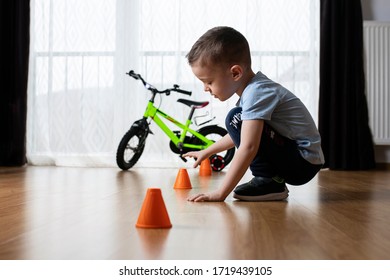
[225,107,321,185]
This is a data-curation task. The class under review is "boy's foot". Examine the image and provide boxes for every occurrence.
[233,176,289,201]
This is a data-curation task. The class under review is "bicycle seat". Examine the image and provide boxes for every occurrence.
[177,99,209,109]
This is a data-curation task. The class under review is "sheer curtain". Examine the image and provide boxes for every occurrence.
[27,0,319,168]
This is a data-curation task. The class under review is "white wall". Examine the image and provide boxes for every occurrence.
[361,0,390,21]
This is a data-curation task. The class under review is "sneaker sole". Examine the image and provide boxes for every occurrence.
[233,187,289,202]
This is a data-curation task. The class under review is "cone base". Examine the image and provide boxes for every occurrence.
[136,223,172,229]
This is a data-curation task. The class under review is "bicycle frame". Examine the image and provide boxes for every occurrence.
[116,70,235,171]
[143,100,214,150]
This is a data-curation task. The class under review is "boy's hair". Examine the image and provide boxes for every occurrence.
[186,26,251,68]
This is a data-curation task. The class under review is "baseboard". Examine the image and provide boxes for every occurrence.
[374,145,390,163]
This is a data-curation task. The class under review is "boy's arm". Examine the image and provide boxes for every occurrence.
[183,133,235,168]
[188,119,264,202]
[207,133,236,153]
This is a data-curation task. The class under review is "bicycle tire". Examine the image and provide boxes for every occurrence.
[116,127,147,170]
[197,125,235,171]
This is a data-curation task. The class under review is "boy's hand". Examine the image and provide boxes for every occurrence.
[182,150,209,168]
[187,189,227,202]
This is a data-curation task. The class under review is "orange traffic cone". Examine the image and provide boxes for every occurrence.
[136,188,172,229]
[173,168,192,189]
[199,158,212,176]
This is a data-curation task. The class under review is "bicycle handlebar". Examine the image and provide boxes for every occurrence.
[172,84,192,95]
[127,70,192,96]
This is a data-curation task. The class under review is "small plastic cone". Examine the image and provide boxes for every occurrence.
[136,188,172,229]
[199,158,212,176]
[173,168,192,189]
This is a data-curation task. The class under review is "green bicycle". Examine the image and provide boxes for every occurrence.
[116,70,235,171]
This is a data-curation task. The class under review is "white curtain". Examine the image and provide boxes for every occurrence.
[27,0,320,168]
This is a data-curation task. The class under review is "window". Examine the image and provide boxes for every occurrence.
[28,0,319,167]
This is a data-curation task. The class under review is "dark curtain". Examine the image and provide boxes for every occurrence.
[0,1,30,166]
[319,0,376,170]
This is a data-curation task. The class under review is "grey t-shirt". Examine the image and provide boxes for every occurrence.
[238,71,325,165]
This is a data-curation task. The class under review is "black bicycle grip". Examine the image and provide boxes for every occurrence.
[172,84,191,95]
[127,70,139,79]
[174,88,192,95]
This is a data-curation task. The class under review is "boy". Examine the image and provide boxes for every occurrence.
[183,26,324,202]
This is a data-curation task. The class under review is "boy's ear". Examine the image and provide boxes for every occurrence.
[230,65,243,80]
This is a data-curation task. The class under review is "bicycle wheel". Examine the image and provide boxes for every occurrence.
[197,125,235,171]
[116,127,147,170]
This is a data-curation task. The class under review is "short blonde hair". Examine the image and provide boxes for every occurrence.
[186,26,251,68]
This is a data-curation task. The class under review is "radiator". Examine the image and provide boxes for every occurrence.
[363,21,390,145]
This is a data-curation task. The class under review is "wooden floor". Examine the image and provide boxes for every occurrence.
[0,164,389,260]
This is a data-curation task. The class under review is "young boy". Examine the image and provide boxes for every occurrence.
[183,26,324,202]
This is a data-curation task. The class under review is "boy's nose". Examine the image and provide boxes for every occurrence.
[204,85,210,92]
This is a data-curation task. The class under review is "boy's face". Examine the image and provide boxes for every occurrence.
[191,62,238,101]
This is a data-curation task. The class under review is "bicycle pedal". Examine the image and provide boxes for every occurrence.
[179,155,187,162]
